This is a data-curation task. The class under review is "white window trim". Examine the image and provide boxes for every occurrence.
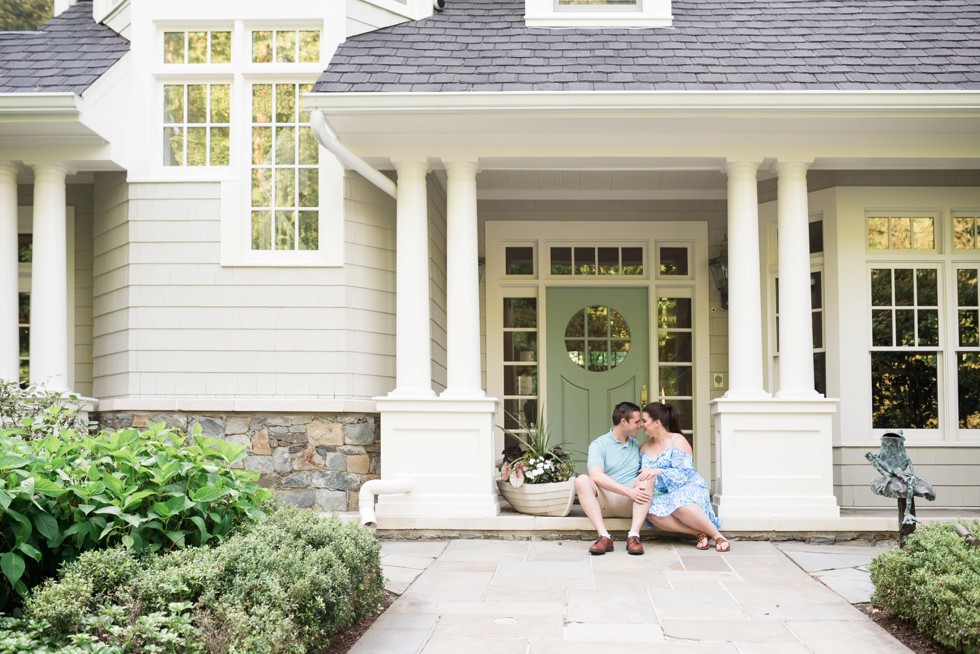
[525,0,672,27]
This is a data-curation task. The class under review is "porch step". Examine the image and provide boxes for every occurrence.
[334,507,980,541]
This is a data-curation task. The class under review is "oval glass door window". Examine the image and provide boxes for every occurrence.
[565,305,631,372]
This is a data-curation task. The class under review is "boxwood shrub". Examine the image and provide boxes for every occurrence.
[869,520,980,653]
[0,422,271,608]
[19,505,384,654]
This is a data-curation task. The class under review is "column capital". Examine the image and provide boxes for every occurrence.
[774,159,814,176]
[724,160,763,180]
[0,164,19,179]
[392,159,430,175]
[442,159,480,176]
[28,162,75,179]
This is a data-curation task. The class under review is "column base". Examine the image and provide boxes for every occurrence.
[374,396,501,519]
[710,397,841,520]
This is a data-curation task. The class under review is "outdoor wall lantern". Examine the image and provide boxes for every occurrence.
[708,236,728,310]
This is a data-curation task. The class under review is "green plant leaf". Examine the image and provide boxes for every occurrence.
[32,511,58,540]
[94,505,122,517]
[15,542,41,562]
[28,476,66,497]
[0,553,25,586]
[0,489,10,510]
[0,455,28,471]
[190,486,228,503]
[6,509,32,544]
[121,534,135,549]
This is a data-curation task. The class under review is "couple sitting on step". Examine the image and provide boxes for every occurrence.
[575,401,730,556]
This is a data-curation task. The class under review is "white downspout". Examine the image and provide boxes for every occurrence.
[358,478,415,527]
[310,110,397,199]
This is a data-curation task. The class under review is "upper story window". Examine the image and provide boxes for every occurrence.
[526,0,671,27]
[163,83,230,166]
[867,213,937,251]
[163,31,231,64]
[251,30,320,64]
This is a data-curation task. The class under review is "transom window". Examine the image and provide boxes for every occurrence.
[557,0,638,8]
[953,213,980,250]
[867,214,937,251]
[550,246,643,276]
[163,83,230,166]
[251,30,320,64]
[163,31,231,64]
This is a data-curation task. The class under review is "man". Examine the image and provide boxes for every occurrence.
[574,401,655,555]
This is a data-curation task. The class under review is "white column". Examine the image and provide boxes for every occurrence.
[0,165,18,382]
[442,160,484,398]
[724,160,768,399]
[390,160,434,398]
[776,160,820,398]
[28,164,69,391]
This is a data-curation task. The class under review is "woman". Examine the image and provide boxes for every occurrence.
[639,402,730,552]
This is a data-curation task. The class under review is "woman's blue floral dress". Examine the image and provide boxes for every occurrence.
[641,440,721,529]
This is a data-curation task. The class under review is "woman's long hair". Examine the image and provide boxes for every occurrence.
[643,402,682,434]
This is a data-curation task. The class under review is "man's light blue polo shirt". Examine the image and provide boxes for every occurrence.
[587,430,641,485]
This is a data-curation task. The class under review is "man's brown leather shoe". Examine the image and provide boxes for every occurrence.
[589,535,614,555]
[626,535,644,555]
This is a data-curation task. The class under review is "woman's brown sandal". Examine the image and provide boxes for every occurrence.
[695,532,710,550]
[714,536,731,553]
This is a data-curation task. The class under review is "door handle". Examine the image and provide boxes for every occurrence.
[640,384,648,406]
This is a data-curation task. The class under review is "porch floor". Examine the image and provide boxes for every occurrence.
[347,506,980,540]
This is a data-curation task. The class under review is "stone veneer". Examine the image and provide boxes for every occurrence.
[96,412,380,511]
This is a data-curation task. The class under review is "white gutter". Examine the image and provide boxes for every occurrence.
[306,90,980,116]
[358,478,415,527]
[0,93,81,118]
[309,109,397,198]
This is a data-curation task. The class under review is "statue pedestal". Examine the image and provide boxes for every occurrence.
[711,398,840,519]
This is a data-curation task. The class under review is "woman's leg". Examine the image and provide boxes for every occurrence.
[648,514,700,537]
[672,504,725,541]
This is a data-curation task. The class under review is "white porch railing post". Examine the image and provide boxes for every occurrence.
[442,159,484,398]
[724,160,769,399]
[29,164,69,391]
[390,159,435,398]
[776,160,820,398]
[0,165,18,382]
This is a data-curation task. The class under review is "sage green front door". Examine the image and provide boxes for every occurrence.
[546,287,649,471]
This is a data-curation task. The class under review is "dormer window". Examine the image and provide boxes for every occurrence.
[526,0,671,27]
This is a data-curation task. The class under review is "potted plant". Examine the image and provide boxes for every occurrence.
[496,409,576,517]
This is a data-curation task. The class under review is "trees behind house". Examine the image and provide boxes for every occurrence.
[0,0,53,31]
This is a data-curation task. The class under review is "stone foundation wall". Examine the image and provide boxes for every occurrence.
[96,412,380,511]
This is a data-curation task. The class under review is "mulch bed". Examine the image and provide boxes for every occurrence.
[854,603,958,654]
[325,590,398,654]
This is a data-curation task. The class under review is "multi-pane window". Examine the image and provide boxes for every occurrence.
[250,83,318,251]
[869,266,941,429]
[163,83,230,166]
[18,293,29,386]
[502,298,538,431]
[564,305,631,372]
[867,214,936,250]
[251,30,320,64]
[163,30,231,64]
[956,267,980,428]
[550,246,643,276]
[658,296,694,442]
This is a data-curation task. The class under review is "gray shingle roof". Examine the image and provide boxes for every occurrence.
[0,0,130,95]
[316,0,980,93]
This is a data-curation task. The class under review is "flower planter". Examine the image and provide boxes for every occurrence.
[496,479,576,517]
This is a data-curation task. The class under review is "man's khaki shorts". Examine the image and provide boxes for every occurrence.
[595,478,641,518]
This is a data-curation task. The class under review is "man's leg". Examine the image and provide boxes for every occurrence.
[574,474,614,554]
[626,476,654,555]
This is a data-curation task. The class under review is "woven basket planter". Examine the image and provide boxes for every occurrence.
[496,479,576,517]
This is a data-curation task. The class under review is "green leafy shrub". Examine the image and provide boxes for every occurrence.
[870,520,980,653]
[18,505,384,653]
[0,422,271,608]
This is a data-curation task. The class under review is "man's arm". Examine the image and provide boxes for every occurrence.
[588,466,651,505]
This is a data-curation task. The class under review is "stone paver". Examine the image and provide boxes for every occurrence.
[364,538,908,653]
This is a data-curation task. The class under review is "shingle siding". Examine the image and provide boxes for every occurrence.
[315,0,980,93]
[0,1,129,95]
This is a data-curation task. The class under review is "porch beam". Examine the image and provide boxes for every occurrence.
[0,165,17,382]
[724,160,769,399]
[28,163,69,391]
[442,159,484,398]
[776,160,821,398]
[390,159,435,398]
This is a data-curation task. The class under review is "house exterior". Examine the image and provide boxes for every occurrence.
[2,0,978,528]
